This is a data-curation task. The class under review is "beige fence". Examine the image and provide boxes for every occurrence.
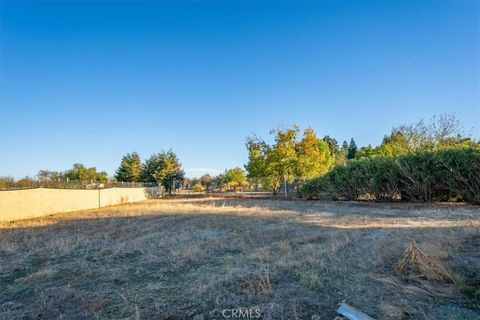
[0,187,148,222]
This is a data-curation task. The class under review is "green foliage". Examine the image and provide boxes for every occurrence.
[354,114,475,160]
[303,147,480,204]
[347,138,357,160]
[325,160,370,200]
[223,167,248,189]
[212,167,248,191]
[324,135,351,166]
[300,176,326,200]
[192,183,205,192]
[322,135,340,157]
[268,126,299,181]
[396,148,479,202]
[141,153,166,183]
[96,171,108,183]
[115,152,142,182]
[296,128,333,178]
[143,150,185,194]
[15,176,37,189]
[355,145,379,159]
[334,141,349,165]
[379,113,474,156]
[419,147,480,203]
[212,172,228,189]
[396,152,445,202]
[63,163,108,182]
[245,126,333,192]
[381,131,412,156]
[245,137,269,179]
[367,157,400,201]
[0,176,15,189]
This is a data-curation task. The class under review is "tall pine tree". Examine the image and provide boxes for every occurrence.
[347,138,358,160]
[115,152,142,182]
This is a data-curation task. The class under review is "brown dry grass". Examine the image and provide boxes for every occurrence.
[1,198,479,319]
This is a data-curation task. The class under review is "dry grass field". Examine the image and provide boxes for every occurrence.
[1,198,479,320]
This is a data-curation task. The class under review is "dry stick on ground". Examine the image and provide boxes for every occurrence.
[396,240,456,284]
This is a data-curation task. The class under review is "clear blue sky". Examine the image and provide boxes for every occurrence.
[1,1,479,178]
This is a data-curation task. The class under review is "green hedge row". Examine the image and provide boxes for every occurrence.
[302,147,480,203]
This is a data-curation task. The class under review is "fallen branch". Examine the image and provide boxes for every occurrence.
[396,240,456,284]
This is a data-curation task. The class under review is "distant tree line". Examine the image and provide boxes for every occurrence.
[0,164,108,190]
[1,150,186,193]
[183,167,249,192]
[2,148,249,193]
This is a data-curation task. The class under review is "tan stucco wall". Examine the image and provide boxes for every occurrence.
[99,188,147,207]
[0,188,147,222]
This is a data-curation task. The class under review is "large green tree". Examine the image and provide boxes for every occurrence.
[153,152,185,194]
[245,126,333,192]
[322,135,340,157]
[142,150,184,193]
[296,128,333,179]
[115,152,142,182]
[224,167,248,189]
[268,126,299,182]
[347,138,357,160]
[141,153,166,183]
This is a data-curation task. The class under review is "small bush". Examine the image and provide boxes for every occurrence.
[192,183,205,192]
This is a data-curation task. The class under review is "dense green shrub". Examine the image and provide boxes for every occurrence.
[303,147,480,203]
[397,148,480,203]
[303,159,370,200]
[303,157,399,201]
[436,147,480,203]
[367,157,400,201]
[301,176,326,200]
[396,152,445,202]
[327,160,370,200]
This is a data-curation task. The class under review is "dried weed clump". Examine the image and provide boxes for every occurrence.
[396,240,457,284]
